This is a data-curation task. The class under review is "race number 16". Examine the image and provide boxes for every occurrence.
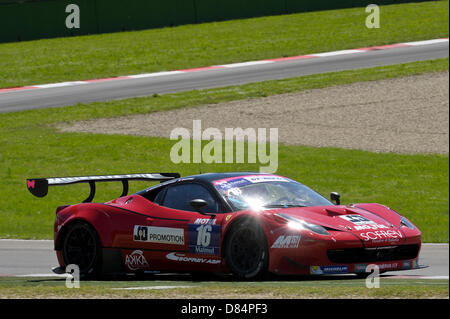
[196,225,212,247]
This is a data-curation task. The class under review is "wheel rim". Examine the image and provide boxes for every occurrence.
[64,225,97,272]
[228,226,264,274]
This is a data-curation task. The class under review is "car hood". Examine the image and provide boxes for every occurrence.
[267,205,406,246]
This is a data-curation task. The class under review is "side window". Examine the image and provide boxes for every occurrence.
[153,187,167,205]
[141,186,166,204]
[162,183,219,213]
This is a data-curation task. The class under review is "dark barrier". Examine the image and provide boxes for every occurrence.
[0,0,438,43]
[195,0,286,23]
[0,0,97,42]
[95,0,197,33]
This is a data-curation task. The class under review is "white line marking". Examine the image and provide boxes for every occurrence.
[220,60,273,68]
[403,38,449,46]
[112,285,193,290]
[311,49,365,57]
[422,276,449,280]
[127,71,184,78]
[15,273,69,277]
[385,275,449,280]
[34,81,87,89]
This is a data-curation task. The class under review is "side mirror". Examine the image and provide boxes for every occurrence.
[190,199,208,213]
[330,192,341,205]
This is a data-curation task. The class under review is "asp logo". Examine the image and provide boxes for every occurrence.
[166,252,221,264]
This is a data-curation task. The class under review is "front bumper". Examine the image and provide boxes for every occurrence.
[268,228,423,275]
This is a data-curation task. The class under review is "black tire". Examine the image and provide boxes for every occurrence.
[224,219,269,280]
[62,221,102,279]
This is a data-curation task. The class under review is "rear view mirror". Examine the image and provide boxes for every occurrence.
[190,199,208,213]
[330,192,341,205]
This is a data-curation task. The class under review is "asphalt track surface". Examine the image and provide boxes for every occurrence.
[0,240,447,279]
[0,41,448,113]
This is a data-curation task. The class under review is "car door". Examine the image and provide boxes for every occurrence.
[147,182,225,271]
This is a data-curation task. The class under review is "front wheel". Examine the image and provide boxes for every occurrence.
[62,221,102,279]
[224,219,269,280]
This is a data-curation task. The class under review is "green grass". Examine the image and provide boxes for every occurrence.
[0,0,448,88]
[0,276,447,299]
[0,58,448,242]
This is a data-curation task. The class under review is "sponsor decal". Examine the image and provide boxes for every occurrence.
[339,215,375,225]
[188,224,220,255]
[271,235,301,249]
[401,260,411,270]
[310,266,322,275]
[310,265,348,275]
[243,175,290,184]
[213,175,291,191]
[377,263,399,270]
[193,218,217,225]
[356,263,400,273]
[125,250,149,271]
[353,224,389,231]
[134,226,185,245]
[27,180,35,189]
[226,187,242,197]
[355,264,368,273]
[166,252,221,264]
[360,230,403,242]
[213,178,250,191]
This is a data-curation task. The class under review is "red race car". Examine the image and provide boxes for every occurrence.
[26,172,424,279]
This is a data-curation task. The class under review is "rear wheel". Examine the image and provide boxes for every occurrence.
[62,222,102,278]
[224,219,269,280]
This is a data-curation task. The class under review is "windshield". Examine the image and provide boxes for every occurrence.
[213,175,332,211]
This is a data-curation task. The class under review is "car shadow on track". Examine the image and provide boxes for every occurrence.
[23,272,368,284]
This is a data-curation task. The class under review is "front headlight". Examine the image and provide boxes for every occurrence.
[400,216,415,230]
[276,213,330,236]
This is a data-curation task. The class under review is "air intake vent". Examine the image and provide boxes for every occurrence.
[327,245,419,263]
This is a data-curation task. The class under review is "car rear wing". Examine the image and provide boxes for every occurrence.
[26,173,180,203]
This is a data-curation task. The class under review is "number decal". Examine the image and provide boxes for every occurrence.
[196,225,212,247]
[339,215,374,225]
[188,224,220,255]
